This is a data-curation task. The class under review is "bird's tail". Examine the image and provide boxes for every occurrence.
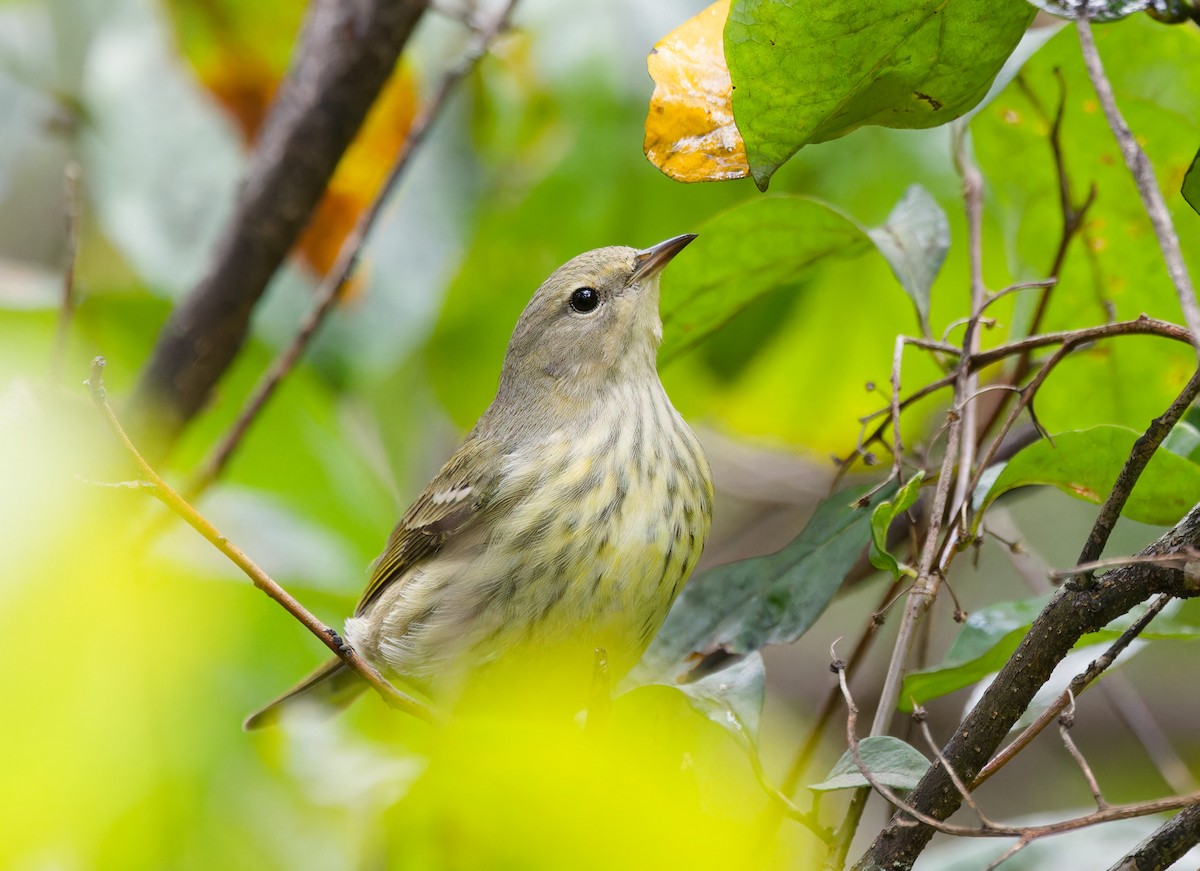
[243,657,367,730]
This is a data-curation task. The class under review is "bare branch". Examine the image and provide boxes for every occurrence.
[833,657,1200,847]
[856,504,1200,868]
[51,161,82,382]
[1107,804,1200,871]
[914,708,996,827]
[86,357,432,723]
[840,316,1195,474]
[1058,692,1108,810]
[1076,12,1200,356]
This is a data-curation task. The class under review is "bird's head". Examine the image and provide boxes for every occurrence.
[496,234,695,405]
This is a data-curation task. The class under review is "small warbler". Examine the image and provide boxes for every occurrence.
[246,235,712,727]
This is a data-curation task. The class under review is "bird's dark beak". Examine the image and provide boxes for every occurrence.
[633,233,697,279]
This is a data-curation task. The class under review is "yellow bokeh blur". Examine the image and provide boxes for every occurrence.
[0,384,807,870]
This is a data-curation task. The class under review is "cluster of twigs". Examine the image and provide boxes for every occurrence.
[791,11,1200,871]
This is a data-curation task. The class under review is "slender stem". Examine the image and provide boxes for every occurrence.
[85,357,432,723]
[869,127,986,740]
[187,0,520,496]
[1076,13,1200,355]
[1100,672,1200,796]
[52,161,82,382]
[781,581,901,799]
[1059,700,1108,810]
[950,129,986,532]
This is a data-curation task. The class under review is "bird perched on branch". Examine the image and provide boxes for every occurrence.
[246,235,712,727]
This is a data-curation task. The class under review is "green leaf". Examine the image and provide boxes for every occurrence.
[660,196,872,363]
[977,425,1200,527]
[869,472,925,578]
[1185,148,1200,216]
[901,595,1200,710]
[667,653,767,751]
[634,482,892,683]
[1164,420,1200,464]
[810,736,930,792]
[867,186,950,335]
[724,0,1035,188]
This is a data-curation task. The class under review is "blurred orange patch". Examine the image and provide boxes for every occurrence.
[293,71,418,296]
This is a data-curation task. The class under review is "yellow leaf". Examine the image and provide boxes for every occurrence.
[644,0,749,183]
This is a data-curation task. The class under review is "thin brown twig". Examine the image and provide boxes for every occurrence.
[1048,550,1200,581]
[865,127,988,741]
[1058,692,1108,810]
[52,161,82,382]
[779,581,901,799]
[186,0,520,498]
[85,357,433,723]
[965,67,1096,462]
[982,840,1031,871]
[1076,12,1200,355]
[950,128,987,532]
[914,708,995,827]
[972,593,1173,789]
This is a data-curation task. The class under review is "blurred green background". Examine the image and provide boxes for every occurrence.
[3,0,1200,867]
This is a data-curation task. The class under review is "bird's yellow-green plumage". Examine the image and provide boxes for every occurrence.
[246,235,711,727]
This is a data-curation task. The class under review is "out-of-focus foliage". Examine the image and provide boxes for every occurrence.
[972,17,1200,434]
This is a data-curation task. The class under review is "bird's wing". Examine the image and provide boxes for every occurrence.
[355,435,502,615]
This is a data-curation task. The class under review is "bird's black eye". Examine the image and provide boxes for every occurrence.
[569,287,601,314]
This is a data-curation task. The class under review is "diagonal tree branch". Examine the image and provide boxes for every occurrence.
[130,0,429,454]
[1075,13,1200,355]
[1108,804,1200,871]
